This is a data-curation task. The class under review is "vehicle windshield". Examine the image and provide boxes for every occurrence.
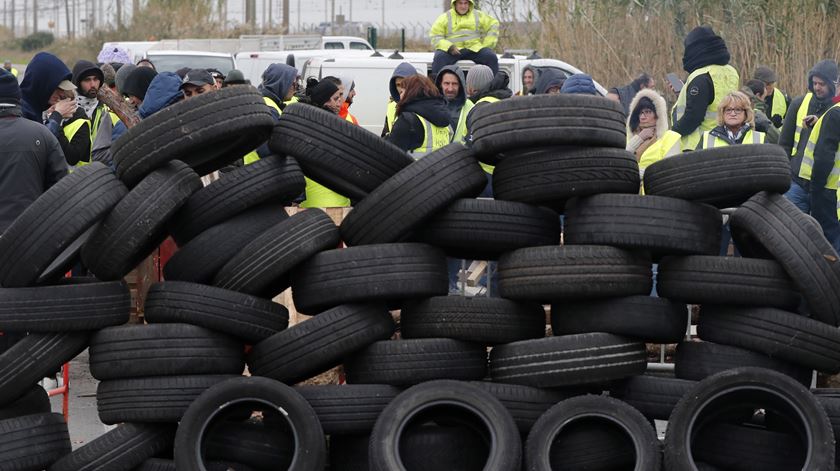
[147,55,236,74]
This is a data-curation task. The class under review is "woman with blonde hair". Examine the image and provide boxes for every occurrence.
[697,91,766,149]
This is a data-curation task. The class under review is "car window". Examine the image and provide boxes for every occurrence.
[350,42,371,50]
[324,42,345,49]
[147,55,235,74]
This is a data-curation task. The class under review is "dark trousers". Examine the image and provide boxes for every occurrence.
[432,48,499,77]
[811,185,840,252]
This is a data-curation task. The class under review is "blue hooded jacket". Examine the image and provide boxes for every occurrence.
[112,72,183,141]
[19,52,72,122]
[389,62,418,102]
[561,74,598,95]
[259,63,298,120]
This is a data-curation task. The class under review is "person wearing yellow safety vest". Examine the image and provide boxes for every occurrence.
[740,81,779,144]
[670,26,740,151]
[381,63,417,137]
[697,92,766,150]
[464,65,512,191]
[3,61,17,78]
[242,63,301,166]
[430,0,500,78]
[753,65,789,129]
[386,75,453,161]
[72,60,112,166]
[434,65,472,145]
[296,77,351,208]
[780,60,838,214]
[626,89,670,161]
[801,97,840,251]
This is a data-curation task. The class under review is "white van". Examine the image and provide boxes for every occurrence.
[235,49,376,85]
[302,57,426,135]
[144,51,237,74]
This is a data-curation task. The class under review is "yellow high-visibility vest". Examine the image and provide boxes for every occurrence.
[64,118,91,169]
[429,6,499,53]
[385,101,398,135]
[698,129,766,149]
[410,115,453,160]
[639,130,683,194]
[791,93,813,158]
[473,96,500,173]
[769,89,788,127]
[672,64,740,151]
[800,103,840,189]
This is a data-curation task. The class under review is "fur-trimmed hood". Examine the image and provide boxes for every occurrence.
[626,88,669,139]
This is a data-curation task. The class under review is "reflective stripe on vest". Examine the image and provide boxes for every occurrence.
[301,177,350,208]
[672,64,740,150]
[64,119,91,168]
[243,151,260,165]
[792,93,813,158]
[701,129,765,149]
[385,101,398,134]
[446,10,481,42]
[770,89,788,126]
[411,115,453,159]
[800,103,840,188]
[453,100,474,145]
[473,96,500,173]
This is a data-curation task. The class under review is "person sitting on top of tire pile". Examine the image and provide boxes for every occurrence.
[430,0,500,78]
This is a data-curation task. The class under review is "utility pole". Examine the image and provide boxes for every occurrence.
[330,0,334,33]
[132,0,139,25]
[380,0,384,27]
[282,0,288,33]
[116,0,122,28]
[348,0,351,22]
[65,0,71,38]
[267,0,272,29]
[10,0,14,37]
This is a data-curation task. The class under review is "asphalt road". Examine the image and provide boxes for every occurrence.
[48,349,113,449]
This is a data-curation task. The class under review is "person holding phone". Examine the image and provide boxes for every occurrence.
[780,59,838,214]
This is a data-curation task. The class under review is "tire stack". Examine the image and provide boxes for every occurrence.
[637,144,840,469]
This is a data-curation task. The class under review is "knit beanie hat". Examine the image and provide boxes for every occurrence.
[305,78,339,109]
[115,64,137,94]
[682,26,730,73]
[466,65,494,93]
[0,70,21,105]
[753,66,778,84]
[122,66,158,100]
[560,74,598,95]
[100,63,116,87]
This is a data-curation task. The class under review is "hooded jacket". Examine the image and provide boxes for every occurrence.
[386,96,452,152]
[121,67,158,101]
[259,63,298,119]
[382,62,419,136]
[72,60,104,89]
[19,52,72,122]
[518,65,540,95]
[626,89,669,158]
[434,65,468,130]
[533,68,566,95]
[112,72,182,142]
[779,60,839,176]
[430,0,499,53]
[470,71,513,102]
[560,74,598,95]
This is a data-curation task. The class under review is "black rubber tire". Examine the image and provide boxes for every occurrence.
[247,303,396,384]
[96,375,238,424]
[204,420,294,470]
[168,155,304,245]
[412,198,562,260]
[0,163,127,288]
[470,381,577,435]
[551,295,688,344]
[525,395,661,471]
[489,333,646,388]
[610,374,696,421]
[291,243,448,315]
[643,144,792,208]
[692,422,805,471]
[730,191,840,326]
[328,434,370,471]
[268,103,413,200]
[0,333,89,404]
[664,368,834,470]
[174,376,325,471]
[368,380,521,471]
[469,94,627,157]
[89,324,245,380]
[546,418,638,470]
[0,386,51,420]
[81,161,202,281]
[162,203,288,284]
[498,245,652,302]
[213,209,341,298]
[344,339,487,386]
[697,305,840,374]
[339,144,487,246]
[675,340,813,386]
[144,281,289,344]
[113,86,275,186]
[48,423,175,471]
[295,384,402,435]
[657,255,800,309]
[815,395,840,468]
[491,147,641,211]
[0,280,129,332]
[400,296,546,345]
[0,413,70,470]
[564,194,723,257]
[135,459,255,471]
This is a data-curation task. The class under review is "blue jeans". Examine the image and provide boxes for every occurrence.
[432,48,499,76]
[784,180,810,213]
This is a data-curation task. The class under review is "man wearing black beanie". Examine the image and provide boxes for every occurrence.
[671,26,740,150]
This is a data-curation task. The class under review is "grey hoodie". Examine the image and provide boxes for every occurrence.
[434,65,467,130]
[259,63,298,116]
[389,62,419,102]
[808,59,838,101]
[533,68,567,94]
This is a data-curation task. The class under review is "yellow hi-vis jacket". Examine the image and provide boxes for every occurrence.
[430,0,499,53]
[672,64,740,151]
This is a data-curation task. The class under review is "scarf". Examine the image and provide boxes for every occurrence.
[76,95,99,119]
